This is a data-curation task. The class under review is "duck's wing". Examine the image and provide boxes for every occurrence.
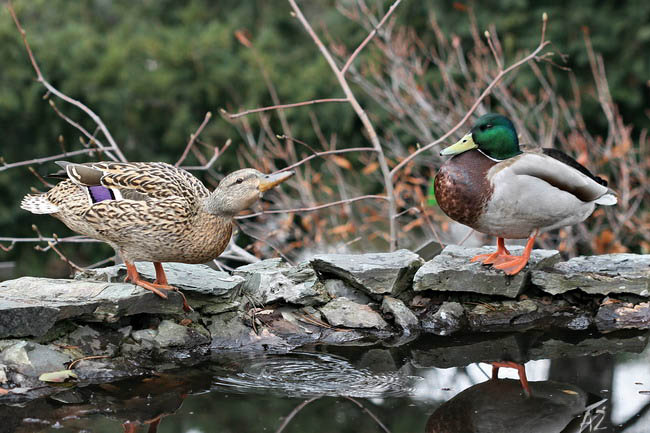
[56,161,210,201]
[541,148,608,187]
[51,162,211,239]
[491,150,611,203]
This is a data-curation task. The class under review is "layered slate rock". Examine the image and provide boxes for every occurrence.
[531,254,650,297]
[413,245,561,298]
[0,278,184,338]
[319,297,388,329]
[381,296,419,331]
[79,262,244,297]
[421,301,466,336]
[595,298,650,332]
[311,249,424,296]
[234,259,328,306]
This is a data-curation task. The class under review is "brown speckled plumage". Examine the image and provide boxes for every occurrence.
[22,161,292,265]
[434,150,496,229]
[21,161,293,310]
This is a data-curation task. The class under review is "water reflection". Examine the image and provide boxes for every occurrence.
[0,331,648,433]
[425,379,603,433]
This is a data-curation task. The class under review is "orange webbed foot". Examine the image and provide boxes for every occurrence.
[125,262,193,312]
[491,361,531,397]
[493,256,530,275]
[470,238,512,265]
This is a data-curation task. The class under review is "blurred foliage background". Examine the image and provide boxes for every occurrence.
[0,0,648,278]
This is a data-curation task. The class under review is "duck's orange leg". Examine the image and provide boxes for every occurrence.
[493,231,538,275]
[491,361,531,397]
[124,261,192,312]
[470,238,514,265]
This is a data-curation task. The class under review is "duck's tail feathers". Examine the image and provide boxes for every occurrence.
[21,194,60,214]
[595,193,617,206]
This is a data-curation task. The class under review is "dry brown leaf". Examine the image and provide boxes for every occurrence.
[331,155,352,169]
[234,29,253,48]
[362,162,379,175]
[329,223,354,235]
[403,219,423,232]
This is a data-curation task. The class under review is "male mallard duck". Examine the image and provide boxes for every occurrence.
[435,113,616,275]
[21,161,294,311]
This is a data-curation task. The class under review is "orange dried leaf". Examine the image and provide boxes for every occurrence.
[234,29,252,48]
[331,155,352,170]
[403,219,423,232]
[329,223,354,235]
[362,162,379,175]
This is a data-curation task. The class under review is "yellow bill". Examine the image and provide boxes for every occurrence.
[440,133,477,156]
[259,170,295,192]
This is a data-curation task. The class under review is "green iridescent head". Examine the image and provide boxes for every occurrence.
[440,113,522,160]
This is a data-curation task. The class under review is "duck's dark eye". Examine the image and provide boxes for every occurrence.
[479,123,493,131]
[236,178,244,184]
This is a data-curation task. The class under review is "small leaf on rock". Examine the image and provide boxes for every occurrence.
[39,370,78,383]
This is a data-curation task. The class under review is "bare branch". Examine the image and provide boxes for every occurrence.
[288,0,398,250]
[0,236,102,244]
[0,147,115,173]
[341,0,403,75]
[390,16,550,176]
[35,240,84,273]
[175,112,213,167]
[222,98,349,119]
[236,195,388,219]
[47,99,119,162]
[181,139,232,171]
[7,3,127,163]
[279,147,376,173]
[275,397,320,433]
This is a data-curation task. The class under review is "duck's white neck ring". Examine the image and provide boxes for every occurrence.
[477,149,506,162]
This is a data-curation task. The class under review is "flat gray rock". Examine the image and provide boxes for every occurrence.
[1,341,71,377]
[421,301,466,336]
[531,254,650,296]
[311,249,424,296]
[234,259,329,306]
[319,297,388,329]
[413,245,561,298]
[381,296,419,331]
[79,262,244,297]
[0,277,184,338]
[595,299,650,332]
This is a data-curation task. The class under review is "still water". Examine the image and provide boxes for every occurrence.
[2,331,649,433]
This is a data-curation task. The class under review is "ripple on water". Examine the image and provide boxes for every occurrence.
[210,352,418,398]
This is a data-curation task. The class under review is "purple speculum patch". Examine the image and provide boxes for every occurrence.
[88,186,115,203]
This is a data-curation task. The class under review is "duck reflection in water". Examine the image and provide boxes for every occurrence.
[425,376,605,433]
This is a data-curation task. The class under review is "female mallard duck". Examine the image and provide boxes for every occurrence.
[21,161,294,311]
[435,113,616,275]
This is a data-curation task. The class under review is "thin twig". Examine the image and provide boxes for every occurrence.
[342,396,392,433]
[279,147,376,172]
[7,3,127,163]
[47,99,119,162]
[235,222,294,265]
[341,0,403,75]
[223,98,349,119]
[0,236,102,244]
[36,240,84,272]
[275,397,321,433]
[288,0,398,250]
[235,195,388,219]
[68,355,111,370]
[390,15,550,176]
[175,112,213,167]
[181,139,232,171]
[0,147,114,173]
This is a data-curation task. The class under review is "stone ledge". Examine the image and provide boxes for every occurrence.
[0,247,648,396]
